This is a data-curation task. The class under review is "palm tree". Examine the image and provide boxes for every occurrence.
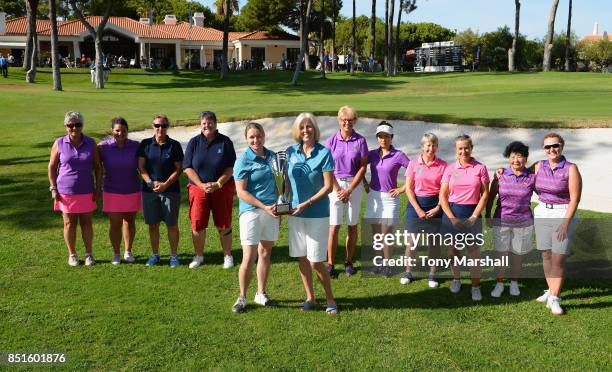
[509,0,520,72]
[370,0,376,60]
[292,0,313,85]
[386,0,394,76]
[214,0,239,16]
[320,0,326,79]
[219,0,236,79]
[565,0,573,71]
[543,0,560,71]
[350,0,355,74]
[24,0,39,82]
[49,0,62,90]
[384,0,388,73]
[331,0,337,72]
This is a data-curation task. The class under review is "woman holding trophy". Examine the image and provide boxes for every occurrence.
[286,113,338,314]
[231,122,279,313]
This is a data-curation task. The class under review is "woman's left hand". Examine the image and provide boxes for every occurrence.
[389,188,401,198]
[556,220,569,242]
[291,202,307,216]
[464,216,478,227]
[425,205,441,219]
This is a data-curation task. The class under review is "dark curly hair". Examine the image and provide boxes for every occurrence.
[503,141,529,158]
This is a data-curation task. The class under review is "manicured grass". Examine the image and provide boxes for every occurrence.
[0,69,611,370]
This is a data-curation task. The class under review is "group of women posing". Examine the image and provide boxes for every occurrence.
[48,107,581,316]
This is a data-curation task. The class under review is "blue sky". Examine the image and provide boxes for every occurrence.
[196,0,610,39]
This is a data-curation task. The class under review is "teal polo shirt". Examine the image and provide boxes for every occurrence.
[233,147,277,215]
[287,142,335,218]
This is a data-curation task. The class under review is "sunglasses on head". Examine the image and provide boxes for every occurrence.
[543,143,561,150]
[153,123,169,129]
[66,123,83,129]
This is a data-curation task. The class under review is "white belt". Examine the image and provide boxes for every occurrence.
[541,202,568,209]
[337,177,354,182]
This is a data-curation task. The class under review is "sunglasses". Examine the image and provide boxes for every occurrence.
[66,123,83,129]
[153,123,169,129]
[543,143,561,150]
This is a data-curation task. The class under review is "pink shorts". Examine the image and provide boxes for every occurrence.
[54,193,97,214]
[103,192,142,213]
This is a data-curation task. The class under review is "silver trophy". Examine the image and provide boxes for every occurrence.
[270,151,292,215]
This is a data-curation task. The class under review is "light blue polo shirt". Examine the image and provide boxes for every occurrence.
[287,142,335,218]
[233,147,277,215]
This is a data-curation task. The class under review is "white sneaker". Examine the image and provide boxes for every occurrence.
[471,287,482,301]
[111,254,121,265]
[232,296,247,313]
[68,254,79,267]
[536,289,550,303]
[399,272,413,285]
[254,292,277,307]
[547,295,564,315]
[84,254,96,266]
[427,274,439,288]
[509,281,520,296]
[449,279,461,294]
[123,251,135,263]
[491,282,505,298]
[189,255,204,269]
[223,255,234,269]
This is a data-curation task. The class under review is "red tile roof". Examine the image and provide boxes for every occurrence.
[581,34,610,42]
[4,16,299,42]
[4,17,68,35]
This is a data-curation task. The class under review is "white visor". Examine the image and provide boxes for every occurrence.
[376,124,393,136]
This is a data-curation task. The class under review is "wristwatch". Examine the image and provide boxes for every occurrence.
[49,186,56,192]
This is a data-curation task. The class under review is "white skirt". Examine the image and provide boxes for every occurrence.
[364,190,400,225]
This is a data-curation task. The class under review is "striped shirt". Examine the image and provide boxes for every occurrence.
[535,156,573,204]
[494,167,535,227]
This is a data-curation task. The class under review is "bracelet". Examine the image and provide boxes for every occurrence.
[308,198,313,206]
[216,181,222,189]
[146,180,153,188]
[49,186,56,192]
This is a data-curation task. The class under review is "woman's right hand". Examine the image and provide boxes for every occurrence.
[263,204,279,218]
[495,168,504,178]
[51,189,60,201]
[416,208,427,219]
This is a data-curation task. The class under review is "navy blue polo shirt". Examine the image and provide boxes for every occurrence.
[137,136,184,193]
[183,131,236,184]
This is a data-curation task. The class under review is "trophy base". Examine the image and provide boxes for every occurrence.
[274,203,292,215]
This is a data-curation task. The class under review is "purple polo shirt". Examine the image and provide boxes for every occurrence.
[494,167,536,227]
[99,138,141,194]
[368,147,410,192]
[325,130,368,178]
[535,156,573,205]
[55,134,96,195]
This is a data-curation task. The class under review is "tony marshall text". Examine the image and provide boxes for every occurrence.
[373,255,509,269]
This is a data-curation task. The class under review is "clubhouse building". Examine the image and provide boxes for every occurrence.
[0,11,301,69]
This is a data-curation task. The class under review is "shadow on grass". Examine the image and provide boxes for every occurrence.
[335,278,612,311]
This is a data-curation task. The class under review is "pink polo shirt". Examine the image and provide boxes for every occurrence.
[404,156,447,197]
[442,159,490,205]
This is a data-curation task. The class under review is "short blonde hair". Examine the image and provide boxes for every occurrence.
[292,113,320,143]
[64,111,84,125]
[337,105,357,124]
[244,122,265,138]
[420,132,439,147]
[542,132,565,147]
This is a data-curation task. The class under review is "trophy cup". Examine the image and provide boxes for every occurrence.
[270,151,292,215]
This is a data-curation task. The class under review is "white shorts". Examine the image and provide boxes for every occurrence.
[239,209,280,246]
[363,190,400,225]
[329,178,364,226]
[493,225,534,255]
[288,216,329,262]
[533,203,578,255]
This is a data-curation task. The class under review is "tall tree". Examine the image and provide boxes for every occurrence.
[394,0,416,75]
[384,0,388,73]
[219,0,235,79]
[49,0,62,90]
[24,0,39,72]
[214,0,239,16]
[564,0,572,71]
[370,0,376,59]
[292,0,313,85]
[350,0,355,74]
[386,0,394,76]
[508,0,520,71]
[331,0,337,72]
[70,0,113,88]
[542,0,559,71]
[319,0,326,78]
